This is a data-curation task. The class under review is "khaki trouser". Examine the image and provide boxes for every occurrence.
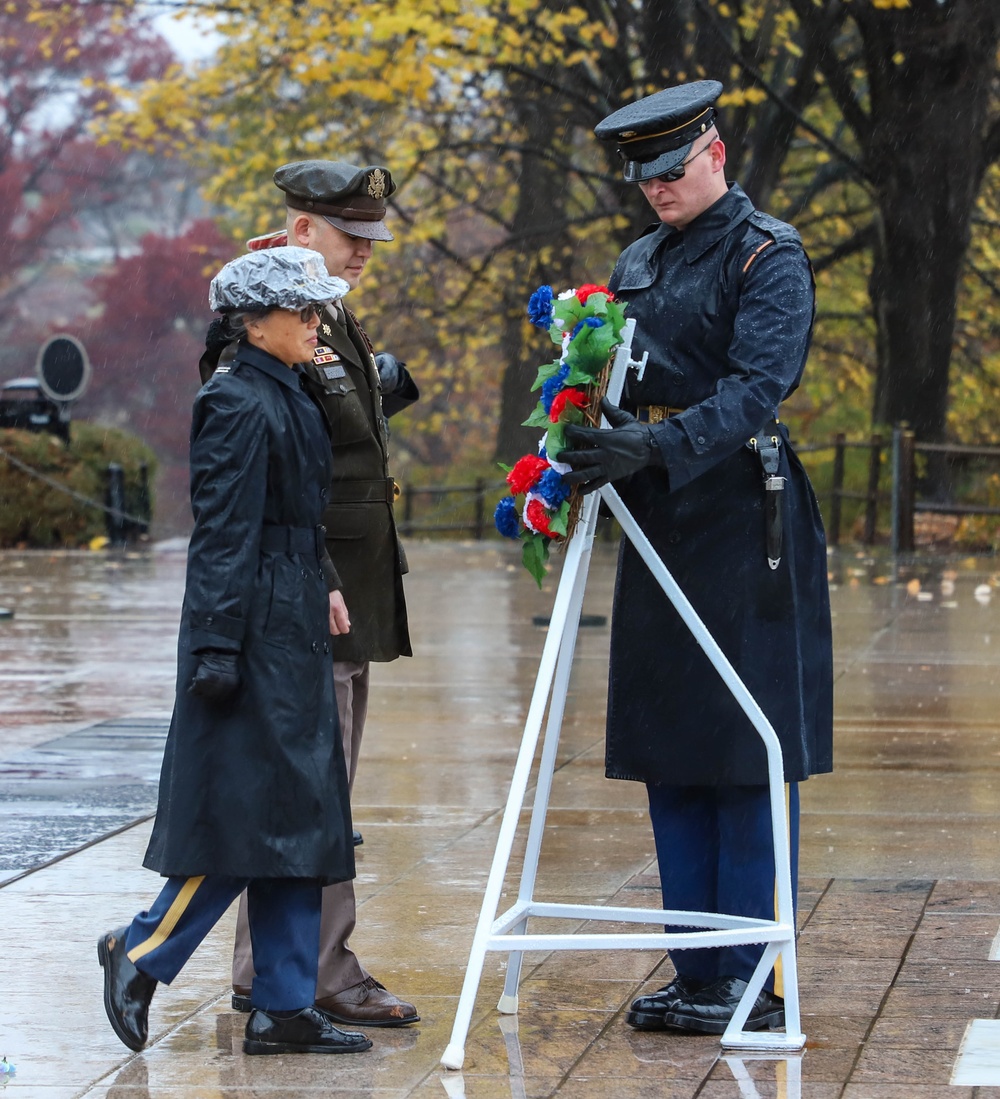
[232,660,370,997]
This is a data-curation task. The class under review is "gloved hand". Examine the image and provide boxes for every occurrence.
[188,651,240,702]
[557,398,663,494]
[374,352,405,393]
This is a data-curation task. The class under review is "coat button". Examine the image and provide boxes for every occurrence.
[311,641,319,653]
[205,615,214,625]
[672,370,684,383]
[301,568,309,580]
[668,531,681,545]
[323,642,330,655]
[696,435,706,445]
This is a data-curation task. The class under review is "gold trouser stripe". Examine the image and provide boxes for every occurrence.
[126,876,206,964]
[773,784,791,999]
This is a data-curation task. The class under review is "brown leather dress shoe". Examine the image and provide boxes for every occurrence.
[314,976,419,1028]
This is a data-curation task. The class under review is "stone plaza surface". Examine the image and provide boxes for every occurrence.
[1,541,1000,1096]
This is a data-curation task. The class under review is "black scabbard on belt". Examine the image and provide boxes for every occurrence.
[747,426,784,570]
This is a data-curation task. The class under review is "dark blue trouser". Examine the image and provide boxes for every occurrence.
[646,783,799,995]
[124,876,322,1011]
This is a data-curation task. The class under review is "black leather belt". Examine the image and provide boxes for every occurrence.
[260,524,326,557]
[326,477,398,504]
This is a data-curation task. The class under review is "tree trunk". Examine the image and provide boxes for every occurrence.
[858,1,999,454]
[493,91,575,465]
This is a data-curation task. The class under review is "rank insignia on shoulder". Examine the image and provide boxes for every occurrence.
[215,365,231,374]
[322,324,332,335]
[322,364,347,380]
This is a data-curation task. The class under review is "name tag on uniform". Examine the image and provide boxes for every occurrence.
[321,364,346,379]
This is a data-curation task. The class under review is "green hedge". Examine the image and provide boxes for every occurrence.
[0,424,157,548]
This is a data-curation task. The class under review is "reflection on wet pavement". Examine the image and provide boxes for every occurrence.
[1,542,1000,1096]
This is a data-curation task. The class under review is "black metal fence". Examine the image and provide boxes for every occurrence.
[398,432,1000,551]
[800,429,1000,552]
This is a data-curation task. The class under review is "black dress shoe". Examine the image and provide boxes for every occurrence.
[626,975,704,1030]
[661,976,785,1035]
[243,1006,373,1055]
[98,926,157,1051]
[353,830,364,847]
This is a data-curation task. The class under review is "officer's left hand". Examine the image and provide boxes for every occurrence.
[329,590,351,636]
[557,398,663,494]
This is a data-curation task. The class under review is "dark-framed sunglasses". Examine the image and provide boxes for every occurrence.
[297,303,325,323]
[653,140,715,183]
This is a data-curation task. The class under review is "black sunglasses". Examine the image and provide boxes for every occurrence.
[297,303,325,323]
[651,140,714,183]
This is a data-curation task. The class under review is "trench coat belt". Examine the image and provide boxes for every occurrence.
[636,405,686,423]
[326,477,398,504]
[260,524,326,557]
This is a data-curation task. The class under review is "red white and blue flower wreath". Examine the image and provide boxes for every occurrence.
[495,283,627,585]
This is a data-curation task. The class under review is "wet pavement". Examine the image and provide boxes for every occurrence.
[2,541,1000,1096]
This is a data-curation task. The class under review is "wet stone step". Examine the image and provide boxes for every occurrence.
[0,716,167,884]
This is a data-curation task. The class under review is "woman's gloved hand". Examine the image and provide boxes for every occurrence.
[188,651,239,702]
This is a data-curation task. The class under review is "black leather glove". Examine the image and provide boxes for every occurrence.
[557,398,663,495]
[188,651,239,702]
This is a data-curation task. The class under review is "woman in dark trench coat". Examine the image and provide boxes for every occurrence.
[98,246,373,1058]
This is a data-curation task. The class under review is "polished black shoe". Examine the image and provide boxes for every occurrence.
[353,830,364,847]
[243,1006,373,1055]
[98,926,158,1051]
[661,976,785,1035]
[625,975,704,1030]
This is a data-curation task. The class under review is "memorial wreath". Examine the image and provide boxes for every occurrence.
[495,283,628,586]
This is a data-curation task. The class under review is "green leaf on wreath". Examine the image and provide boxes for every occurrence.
[552,295,584,329]
[546,419,568,456]
[531,359,564,392]
[547,322,564,346]
[549,500,571,538]
[520,530,550,588]
[498,461,513,473]
[522,403,552,428]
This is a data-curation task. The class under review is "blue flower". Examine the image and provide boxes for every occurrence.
[494,496,521,539]
[527,285,555,329]
[537,467,570,507]
[570,316,604,339]
[541,363,570,413]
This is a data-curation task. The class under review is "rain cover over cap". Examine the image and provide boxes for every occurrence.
[595,80,723,183]
[209,246,350,313]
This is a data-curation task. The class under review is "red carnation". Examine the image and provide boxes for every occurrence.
[525,498,559,539]
[549,387,588,422]
[507,454,549,495]
[576,283,614,303]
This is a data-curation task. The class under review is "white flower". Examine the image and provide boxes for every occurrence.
[557,288,577,300]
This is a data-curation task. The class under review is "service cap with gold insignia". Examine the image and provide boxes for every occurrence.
[274,160,396,242]
[595,80,723,184]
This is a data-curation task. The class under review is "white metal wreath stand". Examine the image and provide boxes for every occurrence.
[440,321,805,1071]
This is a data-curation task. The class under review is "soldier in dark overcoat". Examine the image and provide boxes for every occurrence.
[203,161,419,1028]
[98,247,372,1058]
[559,81,833,1036]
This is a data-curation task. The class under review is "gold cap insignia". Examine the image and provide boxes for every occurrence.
[619,130,637,138]
[368,169,387,199]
